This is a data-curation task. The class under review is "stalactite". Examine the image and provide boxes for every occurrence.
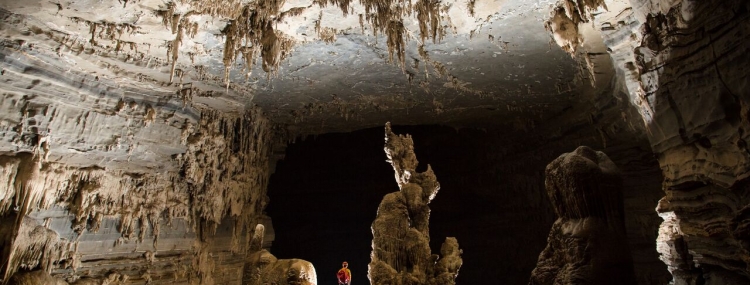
[1,217,67,283]
[0,105,275,283]
[544,0,607,55]
[386,20,407,70]
[219,0,294,83]
[179,108,271,227]
[415,0,443,44]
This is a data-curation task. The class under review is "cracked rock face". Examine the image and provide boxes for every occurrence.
[529,146,636,285]
[368,123,461,285]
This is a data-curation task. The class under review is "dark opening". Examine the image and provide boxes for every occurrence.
[266,124,668,284]
[266,125,558,285]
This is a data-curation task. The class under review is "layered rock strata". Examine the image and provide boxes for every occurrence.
[0,43,284,282]
[529,146,636,285]
[546,0,750,282]
[368,123,462,285]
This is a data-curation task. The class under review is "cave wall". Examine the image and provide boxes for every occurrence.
[0,41,280,283]
[588,0,750,282]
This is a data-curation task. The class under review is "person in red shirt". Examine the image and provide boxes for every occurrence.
[337,261,351,285]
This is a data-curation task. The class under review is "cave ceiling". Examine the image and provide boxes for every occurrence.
[0,0,605,134]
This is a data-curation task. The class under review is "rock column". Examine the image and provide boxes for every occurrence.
[529,146,636,285]
[368,123,462,285]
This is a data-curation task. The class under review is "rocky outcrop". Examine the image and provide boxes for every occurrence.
[368,123,461,285]
[243,224,317,285]
[546,0,750,283]
[529,146,636,284]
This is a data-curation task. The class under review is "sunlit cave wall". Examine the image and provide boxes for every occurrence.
[267,122,670,284]
[0,44,285,284]
[579,0,750,282]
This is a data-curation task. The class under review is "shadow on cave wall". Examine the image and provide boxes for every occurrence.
[266,124,669,285]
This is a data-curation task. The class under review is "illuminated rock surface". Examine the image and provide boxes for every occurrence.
[0,0,746,283]
[243,224,317,285]
[368,123,461,285]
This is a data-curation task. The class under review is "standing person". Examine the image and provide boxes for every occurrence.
[337,261,351,285]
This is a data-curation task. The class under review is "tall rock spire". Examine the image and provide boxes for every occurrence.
[368,122,462,285]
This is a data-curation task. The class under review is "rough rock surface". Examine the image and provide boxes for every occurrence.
[7,270,67,285]
[0,0,745,283]
[541,0,750,283]
[368,123,461,285]
[0,99,279,283]
[529,146,636,285]
[0,0,589,134]
[243,224,317,285]
[0,216,65,283]
[544,0,750,283]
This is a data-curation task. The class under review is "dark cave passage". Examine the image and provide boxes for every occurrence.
[266,128,395,285]
[268,125,546,285]
[267,125,670,285]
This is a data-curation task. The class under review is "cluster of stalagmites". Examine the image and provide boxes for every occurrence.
[0,107,310,284]
[368,123,462,285]
[529,146,636,285]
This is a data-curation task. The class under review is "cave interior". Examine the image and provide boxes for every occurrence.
[0,0,748,284]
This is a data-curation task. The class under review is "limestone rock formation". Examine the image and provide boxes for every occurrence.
[243,225,317,285]
[368,123,462,285]
[529,146,636,285]
[0,103,284,283]
[0,216,65,283]
[544,0,607,54]
[544,0,750,283]
[7,270,67,285]
[0,0,746,283]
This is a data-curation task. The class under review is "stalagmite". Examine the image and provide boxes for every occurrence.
[529,146,636,285]
[369,122,462,285]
